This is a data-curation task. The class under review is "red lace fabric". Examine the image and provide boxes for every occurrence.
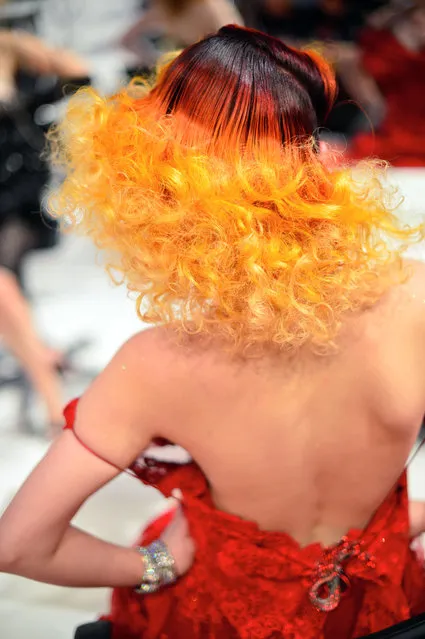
[64,399,425,639]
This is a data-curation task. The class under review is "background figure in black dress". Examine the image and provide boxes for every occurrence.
[0,28,88,431]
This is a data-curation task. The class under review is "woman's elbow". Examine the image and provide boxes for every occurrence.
[0,541,23,573]
[0,528,34,574]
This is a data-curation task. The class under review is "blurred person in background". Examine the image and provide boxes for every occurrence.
[0,267,64,430]
[122,0,244,67]
[0,27,88,432]
[346,0,425,166]
[246,0,380,41]
[0,25,89,283]
[236,1,387,145]
[234,0,262,27]
[0,27,88,105]
[36,0,142,93]
[258,0,347,39]
[2,25,425,639]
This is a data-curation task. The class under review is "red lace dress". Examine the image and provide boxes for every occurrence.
[64,400,425,639]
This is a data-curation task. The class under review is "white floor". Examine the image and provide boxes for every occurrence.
[1,168,425,639]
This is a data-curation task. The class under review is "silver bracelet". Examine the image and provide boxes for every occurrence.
[149,540,177,585]
[134,540,177,595]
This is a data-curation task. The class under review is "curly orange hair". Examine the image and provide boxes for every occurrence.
[49,26,423,353]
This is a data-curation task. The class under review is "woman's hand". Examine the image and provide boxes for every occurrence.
[161,505,196,577]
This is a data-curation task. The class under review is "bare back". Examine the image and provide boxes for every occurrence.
[130,263,425,548]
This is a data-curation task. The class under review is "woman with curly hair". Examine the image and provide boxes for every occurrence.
[1,25,425,639]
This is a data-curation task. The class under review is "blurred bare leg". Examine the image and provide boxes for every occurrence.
[0,268,64,429]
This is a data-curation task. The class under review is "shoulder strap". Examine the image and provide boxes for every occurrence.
[63,398,138,478]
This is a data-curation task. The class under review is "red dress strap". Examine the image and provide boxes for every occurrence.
[62,398,136,477]
[62,399,189,486]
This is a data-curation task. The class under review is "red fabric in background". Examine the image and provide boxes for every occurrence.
[349,29,425,166]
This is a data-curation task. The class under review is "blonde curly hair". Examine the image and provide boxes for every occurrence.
[48,26,423,354]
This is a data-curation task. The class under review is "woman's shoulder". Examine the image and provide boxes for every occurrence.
[399,259,425,310]
[123,326,199,375]
[336,260,425,355]
[126,325,193,354]
[365,260,425,312]
[124,327,241,390]
[369,259,425,339]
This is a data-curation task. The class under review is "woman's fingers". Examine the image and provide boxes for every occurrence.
[161,505,196,576]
